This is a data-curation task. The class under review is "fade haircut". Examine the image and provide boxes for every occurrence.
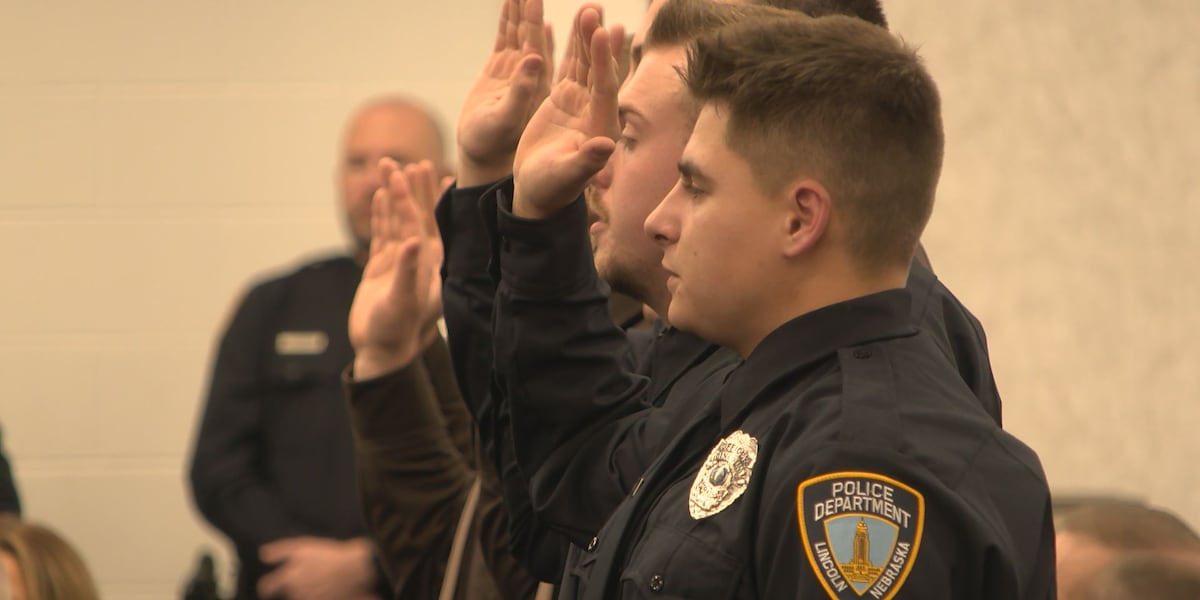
[757,0,888,29]
[646,0,886,51]
[684,14,944,269]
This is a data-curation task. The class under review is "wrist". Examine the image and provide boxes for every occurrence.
[353,345,419,380]
[512,185,561,220]
[457,151,513,188]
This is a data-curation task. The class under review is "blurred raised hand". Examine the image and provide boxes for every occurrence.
[349,159,444,379]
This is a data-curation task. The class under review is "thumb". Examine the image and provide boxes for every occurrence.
[506,54,546,110]
[558,137,615,187]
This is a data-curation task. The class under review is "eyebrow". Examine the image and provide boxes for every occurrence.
[618,105,645,126]
[678,159,712,187]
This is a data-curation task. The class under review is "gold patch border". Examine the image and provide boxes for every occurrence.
[795,471,926,600]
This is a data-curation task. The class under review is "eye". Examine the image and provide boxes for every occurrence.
[681,178,704,199]
[618,135,637,151]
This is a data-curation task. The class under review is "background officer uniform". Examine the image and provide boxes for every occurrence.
[189,255,390,599]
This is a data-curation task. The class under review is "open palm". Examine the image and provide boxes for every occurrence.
[512,4,620,217]
[348,160,444,369]
[457,0,552,184]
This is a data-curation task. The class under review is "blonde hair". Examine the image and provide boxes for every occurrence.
[0,518,100,600]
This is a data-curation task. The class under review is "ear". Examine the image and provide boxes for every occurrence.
[781,179,831,258]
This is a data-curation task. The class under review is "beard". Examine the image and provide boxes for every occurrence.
[596,248,655,305]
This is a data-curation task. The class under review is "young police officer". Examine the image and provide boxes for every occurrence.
[505,7,1055,598]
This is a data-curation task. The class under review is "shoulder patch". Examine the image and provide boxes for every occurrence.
[796,472,924,600]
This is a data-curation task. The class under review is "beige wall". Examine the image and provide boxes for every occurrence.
[0,0,1196,597]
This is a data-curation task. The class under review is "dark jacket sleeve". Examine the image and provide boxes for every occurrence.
[344,336,475,599]
[188,284,306,548]
[0,427,20,516]
[438,180,577,582]
[489,181,660,545]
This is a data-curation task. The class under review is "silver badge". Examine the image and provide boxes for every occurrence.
[689,430,758,519]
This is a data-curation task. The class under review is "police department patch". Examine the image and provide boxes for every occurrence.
[688,430,758,519]
[796,472,924,599]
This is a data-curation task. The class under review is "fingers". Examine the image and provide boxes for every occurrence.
[588,25,620,139]
[259,538,301,565]
[504,0,520,51]
[574,5,604,83]
[520,0,546,57]
[257,569,288,599]
[493,0,510,52]
[609,23,626,64]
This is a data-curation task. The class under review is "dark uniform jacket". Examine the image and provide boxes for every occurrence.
[555,290,1055,599]
[188,255,390,599]
[344,333,539,600]
[483,179,1006,577]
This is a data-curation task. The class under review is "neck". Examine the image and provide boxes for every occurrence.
[732,259,908,358]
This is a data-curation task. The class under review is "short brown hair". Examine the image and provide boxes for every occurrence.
[1088,551,1200,600]
[758,0,888,29]
[645,0,886,51]
[1056,499,1200,552]
[684,13,944,269]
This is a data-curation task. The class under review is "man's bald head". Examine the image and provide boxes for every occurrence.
[337,97,447,254]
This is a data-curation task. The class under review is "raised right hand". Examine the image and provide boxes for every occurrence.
[457,0,552,187]
[348,159,443,379]
[511,4,620,220]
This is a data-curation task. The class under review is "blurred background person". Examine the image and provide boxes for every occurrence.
[188,96,448,600]
[1056,497,1200,600]
[0,517,100,600]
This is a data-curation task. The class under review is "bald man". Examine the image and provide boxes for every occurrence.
[189,98,448,600]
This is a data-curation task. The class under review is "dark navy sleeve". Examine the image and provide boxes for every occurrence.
[490,180,663,545]
[438,179,573,582]
[188,283,306,548]
[906,262,1003,425]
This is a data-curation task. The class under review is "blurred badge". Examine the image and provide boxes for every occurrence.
[689,430,758,519]
[797,472,924,600]
[275,331,328,355]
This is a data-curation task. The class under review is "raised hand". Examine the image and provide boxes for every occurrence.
[512,4,620,219]
[348,159,444,379]
[457,0,553,187]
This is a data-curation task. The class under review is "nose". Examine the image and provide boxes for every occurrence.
[644,181,682,247]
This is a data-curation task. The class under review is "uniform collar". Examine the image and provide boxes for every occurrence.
[718,288,916,428]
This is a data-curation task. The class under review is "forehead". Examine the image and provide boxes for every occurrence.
[683,104,729,160]
[343,104,442,160]
[620,47,688,117]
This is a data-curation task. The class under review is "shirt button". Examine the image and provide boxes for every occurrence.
[587,537,598,552]
[853,348,873,359]
[649,574,664,592]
